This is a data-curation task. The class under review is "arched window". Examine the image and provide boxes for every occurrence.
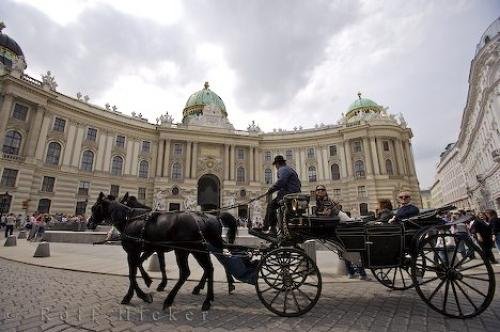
[38,199,51,214]
[172,162,182,180]
[385,159,394,175]
[237,167,245,182]
[264,168,273,184]
[359,203,368,216]
[111,156,123,176]
[2,131,22,155]
[0,193,12,213]
[139,160,149,178]
[331,163,340,180]
[46,142,62,165]
[264,151,271,161]
[354,160,365,177]
[80,150,94,171]
[308,166,317,182]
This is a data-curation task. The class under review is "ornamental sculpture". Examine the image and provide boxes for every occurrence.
[247,120,262,133]
[41,71,58,91]
[157,111,174,126]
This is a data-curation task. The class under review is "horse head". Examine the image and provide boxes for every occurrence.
[88,192,112,229]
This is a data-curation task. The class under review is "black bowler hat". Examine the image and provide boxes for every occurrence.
[272,155,286,165]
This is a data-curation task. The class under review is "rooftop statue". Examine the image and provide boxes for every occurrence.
[41,71,57,91]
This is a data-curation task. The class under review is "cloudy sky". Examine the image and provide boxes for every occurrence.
[1,0,498,188]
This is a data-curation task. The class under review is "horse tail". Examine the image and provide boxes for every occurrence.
[219,212,238,244]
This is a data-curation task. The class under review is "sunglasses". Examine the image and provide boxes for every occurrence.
[398,195,410,199]
[316,188,326,191]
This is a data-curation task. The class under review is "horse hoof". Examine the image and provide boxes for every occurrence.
[157,284,166,292]
[163,302,172,311]
[144,293,153,303]
[192,287,201,295]
[121,298,131,305]
[145,279,153,288]
[202,302,211,311]
[228,284,236,294]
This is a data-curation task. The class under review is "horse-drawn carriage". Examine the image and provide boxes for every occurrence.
[89,192,495,319]
[246,193,496,318]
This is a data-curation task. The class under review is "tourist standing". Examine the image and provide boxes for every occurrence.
[4,213,15,237]
[486,209,500,255]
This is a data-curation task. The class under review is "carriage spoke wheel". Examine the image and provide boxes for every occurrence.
[412,233,495,318]
[371,255,417,290]
[256,248,322,317]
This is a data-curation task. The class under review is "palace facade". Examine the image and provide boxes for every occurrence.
[0,24,421,218]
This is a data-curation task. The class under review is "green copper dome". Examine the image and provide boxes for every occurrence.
[348,93,380,112]
[183,82,227,121]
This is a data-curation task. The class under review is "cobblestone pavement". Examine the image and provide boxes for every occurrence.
[1,258,499,332]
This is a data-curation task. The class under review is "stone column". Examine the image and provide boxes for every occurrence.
[363,138,373,175]
[224,144,230,180]
[231,144,236,180]
[394,139,405,175]
[295,148,301,177]
[322,147,329,180]
[131,140,140,175]
[317,146,325,181]
[62,122,77,166]
[102,134,114,172]
[185,141,192,179]
[370,137,380,175]
[338,142,348,178]
[156,139,164,177]
[249,146,254,182]
[191,142,198,178]
[344,140,352,177]
[405,141,416,176]
[163,139,171,178]
[299,148,307,182]
[255,149,261,183]
[95,131,106,171]
[71,125,85,168]
[0,94,14,148]
[25,105,46,157]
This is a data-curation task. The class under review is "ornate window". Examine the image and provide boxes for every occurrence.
[264,151,271,161]
[2,130,22,155]
[1,168,18,187]
[87,128,97,141]
[80,150,94,172]
[383,140,390,151]
[174,143,183,156]
[354,160,365,177]
[75,201,87,216]
[329,145,337,157]
[12,103,28,121]
[307,148,315,159]
[110,184,120,198]
[142,141,151,153]
[111,156,123,176]
[115,135,125,148]
[353,141,362,153]
[41,176,55,192]
[78,181,90,196]
[138,188,146,201]
[237,148,245,160]
[357,186,366,198]
[264,168,273,184]
[285,150,293,160]
[46,142,62,165]
[172,162,182,180]
[37,199,51,214]
[237,167,245,182]
[359,203,368,216]
[385,159,394,175]
[53,117,66,132]
[331,163,340,180]
[139,160,149,178]
[308,166,317,182]
[0,193,12,213]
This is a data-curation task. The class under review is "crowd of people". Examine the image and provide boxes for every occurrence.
[0,212,87,240]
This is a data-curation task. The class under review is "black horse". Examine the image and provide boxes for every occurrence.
[119,192,237,294]
[88,192,237,311]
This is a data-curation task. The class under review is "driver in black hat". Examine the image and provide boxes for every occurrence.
[262,155,301,234]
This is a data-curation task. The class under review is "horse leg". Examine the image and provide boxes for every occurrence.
[192,252,214,311]
[225,269,236,294]
[137,250,154,288]
[121,251,136,304]
[129,250,154,304]
[157,251,168,292]
[163,250,190,310]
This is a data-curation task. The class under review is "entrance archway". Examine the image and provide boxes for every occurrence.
[197,174,220,211]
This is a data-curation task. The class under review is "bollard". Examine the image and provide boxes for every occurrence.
[302,240,316,263]
[33,242,50,257]
[17,231,27,239]
[4,235,17,247]
[148,252,161,272]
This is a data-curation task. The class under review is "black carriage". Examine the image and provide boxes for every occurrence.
[245,193,496,319]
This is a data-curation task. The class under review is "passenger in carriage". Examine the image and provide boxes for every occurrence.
[262,155,301,235]
[376,199,393,222]
[314,185,340,217]
[393,191,419,221]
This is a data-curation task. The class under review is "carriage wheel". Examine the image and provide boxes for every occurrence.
[412,233,495,318]
[255,248,322,317]
[371,254,417,290]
